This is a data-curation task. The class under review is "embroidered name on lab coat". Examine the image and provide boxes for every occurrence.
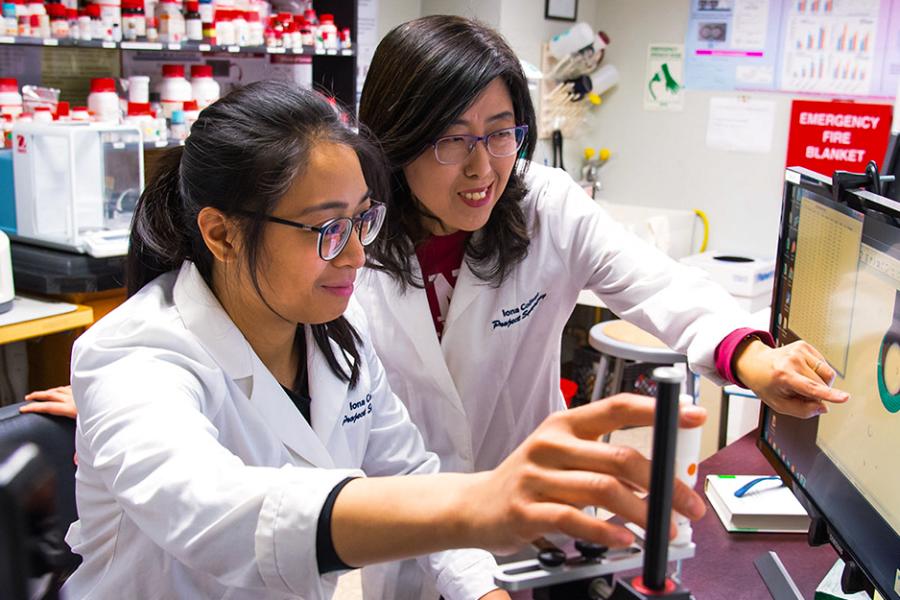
[342,393,373,426]
[492,292,547,330]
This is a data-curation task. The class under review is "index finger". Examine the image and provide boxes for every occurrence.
[24,391,71,403]
[566,394,707,439]
[785,369,850,404]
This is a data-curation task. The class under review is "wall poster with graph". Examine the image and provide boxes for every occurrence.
[685,0,900,99]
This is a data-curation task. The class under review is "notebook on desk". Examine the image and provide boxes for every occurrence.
[704,474,810,534]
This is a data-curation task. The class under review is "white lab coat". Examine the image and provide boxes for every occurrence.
[63,262,497,600]
[357,162,750,475]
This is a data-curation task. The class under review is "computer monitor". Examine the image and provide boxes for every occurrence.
[758,167,900,600]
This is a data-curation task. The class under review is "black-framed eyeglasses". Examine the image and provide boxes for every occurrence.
[238,202,386,261]
[432,125,529,165]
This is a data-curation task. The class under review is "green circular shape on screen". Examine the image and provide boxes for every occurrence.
[877,336,900,414]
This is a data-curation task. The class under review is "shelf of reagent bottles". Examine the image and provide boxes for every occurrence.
[0,36,354,56]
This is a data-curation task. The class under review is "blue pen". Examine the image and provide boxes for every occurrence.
[734,475,781,497]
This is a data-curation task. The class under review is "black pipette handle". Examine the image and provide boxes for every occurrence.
[642,367,683,591]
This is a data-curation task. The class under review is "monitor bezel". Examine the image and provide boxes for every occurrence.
[756,166,900,600]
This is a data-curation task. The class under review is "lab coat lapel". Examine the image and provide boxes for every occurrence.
[442,259,482,334]
[246,354,336,468]
[382,262,466,415]
[173,262,335,468]
[307,326,353,460]
[442,259,522,385]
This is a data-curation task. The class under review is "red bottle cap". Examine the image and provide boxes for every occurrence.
[162,64,185,78]
[90,77,116,93]
[0,78,18,92]
[127,101,151,116]
[190,64,212,78]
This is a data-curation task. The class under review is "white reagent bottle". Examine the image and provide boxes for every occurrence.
[673,393,702,547]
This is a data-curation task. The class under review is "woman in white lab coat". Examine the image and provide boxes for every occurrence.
[62,81,709,600]
[357,15,848,477]
[353,15,846,600]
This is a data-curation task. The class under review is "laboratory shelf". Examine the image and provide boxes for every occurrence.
[0,35,353,56]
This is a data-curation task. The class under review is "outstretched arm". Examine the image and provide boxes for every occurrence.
[331,394,707,565]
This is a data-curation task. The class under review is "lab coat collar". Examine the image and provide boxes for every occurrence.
[172,262,336,468]
[172,262,253,381]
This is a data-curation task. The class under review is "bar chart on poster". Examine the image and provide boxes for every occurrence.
[685,0,900,98]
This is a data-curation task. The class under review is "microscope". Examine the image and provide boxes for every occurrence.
[494,367,701,599]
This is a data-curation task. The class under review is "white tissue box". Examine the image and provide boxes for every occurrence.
[679,251,776,299]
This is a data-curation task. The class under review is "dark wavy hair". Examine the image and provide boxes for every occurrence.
[127,81,387,387]
[359,15,537,289]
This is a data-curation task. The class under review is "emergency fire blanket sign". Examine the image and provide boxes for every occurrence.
[785,99,893,177]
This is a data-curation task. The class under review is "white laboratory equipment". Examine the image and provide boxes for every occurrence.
[0,229,13,313]
[11,122,143,257]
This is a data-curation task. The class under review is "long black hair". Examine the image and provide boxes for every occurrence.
[127,81,386,387]
[359,15,537,289]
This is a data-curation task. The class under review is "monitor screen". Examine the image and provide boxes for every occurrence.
[759,167,900,600]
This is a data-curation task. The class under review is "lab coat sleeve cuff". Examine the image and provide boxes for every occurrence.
[256,466,364,596]
[428,548,499,600]
[684,310,756,387]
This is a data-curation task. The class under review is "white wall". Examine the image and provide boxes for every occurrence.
[421,0,501,26]
[585,0,792,256]
[377,0,420,38]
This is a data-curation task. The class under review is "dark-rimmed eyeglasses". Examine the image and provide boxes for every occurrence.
[432,125,529,165]
[237,202,386,261]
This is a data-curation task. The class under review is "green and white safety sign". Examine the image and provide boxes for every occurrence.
[644,44,685,111]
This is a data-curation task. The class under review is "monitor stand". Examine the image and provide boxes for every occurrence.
[754,515,876,600]
[753,551,803,600]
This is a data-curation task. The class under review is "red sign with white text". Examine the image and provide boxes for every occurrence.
[786,100,893,177]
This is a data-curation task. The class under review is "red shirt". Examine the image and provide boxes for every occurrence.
[415,231,468,339]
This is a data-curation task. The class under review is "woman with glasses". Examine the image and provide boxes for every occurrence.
[356,15,848,599]
[61,81,709,600]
